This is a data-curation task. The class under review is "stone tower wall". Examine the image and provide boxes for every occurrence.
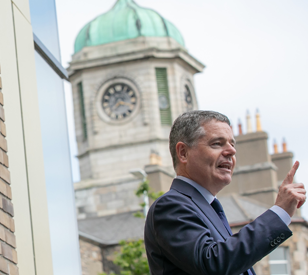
[70,37,203,218]
[71,57,196,181]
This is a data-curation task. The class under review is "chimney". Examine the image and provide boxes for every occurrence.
[238,119,243,135]
[282,138,287,152]
[149,149,162,166]
[256,109,262,132]
[246,110,252,133]
[273,139,278,154]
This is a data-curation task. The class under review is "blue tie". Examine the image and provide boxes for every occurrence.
[211,198,232,235]
[211,198,254,275]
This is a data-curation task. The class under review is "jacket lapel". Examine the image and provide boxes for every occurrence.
[171,179,230,240]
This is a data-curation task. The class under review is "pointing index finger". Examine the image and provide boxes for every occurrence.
[285,161,299,184]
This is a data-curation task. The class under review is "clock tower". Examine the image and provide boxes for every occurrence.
[68,0,204,219]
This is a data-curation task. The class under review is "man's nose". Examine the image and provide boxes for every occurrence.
[223,143,236,157]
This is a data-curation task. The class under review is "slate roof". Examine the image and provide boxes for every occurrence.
[219,194,268,225]
[79,194,300,245]
[78,211,144,245]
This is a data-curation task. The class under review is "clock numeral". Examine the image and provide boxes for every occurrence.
[118,114,123,120]
[109,88,115,94]
[128,90,134,96]
[104,95,110,100]
[111,113,116,119]
[115,85,122,91]
[130,97,136,103]
[103,102,109,107]
[122,86,128,93]
[105,108,111,115]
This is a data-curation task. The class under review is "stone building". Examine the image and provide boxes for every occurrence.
[69,0,204,220]
[68,1,308,275]
[219,113,308,275]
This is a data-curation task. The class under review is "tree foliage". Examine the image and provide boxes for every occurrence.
[100,179,163,275]
[134,179,164,218]
[100,240,149,275]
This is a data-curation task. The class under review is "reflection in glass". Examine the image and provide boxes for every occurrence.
[34,52,81,275]
[29,0,61,61]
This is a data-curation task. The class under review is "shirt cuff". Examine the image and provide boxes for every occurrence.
[270,205,291,226]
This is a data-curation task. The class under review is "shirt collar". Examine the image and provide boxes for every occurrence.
[176,176,215,204]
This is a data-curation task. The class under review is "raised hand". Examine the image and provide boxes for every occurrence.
[275,161,306,217]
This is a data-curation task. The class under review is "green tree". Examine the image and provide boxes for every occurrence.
[100,240,149,275]
[100,179,163,275]
[134,179,164,218]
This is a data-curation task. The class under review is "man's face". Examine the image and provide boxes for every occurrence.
[185,120,236,195]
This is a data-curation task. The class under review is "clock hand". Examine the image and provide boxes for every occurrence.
[112,100,121,110]
[119,101,131,106]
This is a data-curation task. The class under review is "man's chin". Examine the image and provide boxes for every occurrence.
[215,171,232,181]
[218,177,232,186]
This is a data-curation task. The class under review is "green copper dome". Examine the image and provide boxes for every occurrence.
[74,0,185,53]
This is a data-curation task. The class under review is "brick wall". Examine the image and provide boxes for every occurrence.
[0,67,18,275]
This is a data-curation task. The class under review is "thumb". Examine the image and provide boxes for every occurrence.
[283,161,299,185]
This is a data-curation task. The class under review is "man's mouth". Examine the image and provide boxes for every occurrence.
[217,163,232,170]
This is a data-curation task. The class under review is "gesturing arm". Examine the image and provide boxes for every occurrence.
[147,192,291,275]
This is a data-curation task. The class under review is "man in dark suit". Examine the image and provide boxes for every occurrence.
[145,110,306,275]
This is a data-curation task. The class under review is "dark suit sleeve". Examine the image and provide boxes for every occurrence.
[147,193,292,275]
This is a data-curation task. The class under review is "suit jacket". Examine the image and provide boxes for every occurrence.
[144,179,292,275]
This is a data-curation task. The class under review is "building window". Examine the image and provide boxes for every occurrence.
[155,68,172,125]
[78,82,87,140]
[269,246,290,275]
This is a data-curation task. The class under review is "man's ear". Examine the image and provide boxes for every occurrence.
[176,142,189,165]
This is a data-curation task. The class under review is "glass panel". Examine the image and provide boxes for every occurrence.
[29,0,61,61]
[269,247,285,261]
[270,263,288,274]
[34,52,81,275]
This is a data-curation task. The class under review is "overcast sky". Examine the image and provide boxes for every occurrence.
[55,0,308,219]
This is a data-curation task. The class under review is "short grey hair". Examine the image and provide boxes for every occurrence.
[169,110,230,170]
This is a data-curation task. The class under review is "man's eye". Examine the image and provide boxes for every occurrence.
[212,142,221,146]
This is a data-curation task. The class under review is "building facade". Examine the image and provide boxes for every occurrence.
[70,0,204,220]
[69,1,308,275]
[0,0,81,274]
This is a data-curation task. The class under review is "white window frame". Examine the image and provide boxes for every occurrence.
[269,246,290,275]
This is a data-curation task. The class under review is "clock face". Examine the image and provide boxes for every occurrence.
[101,83,137,120]
[184,85,193,111]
